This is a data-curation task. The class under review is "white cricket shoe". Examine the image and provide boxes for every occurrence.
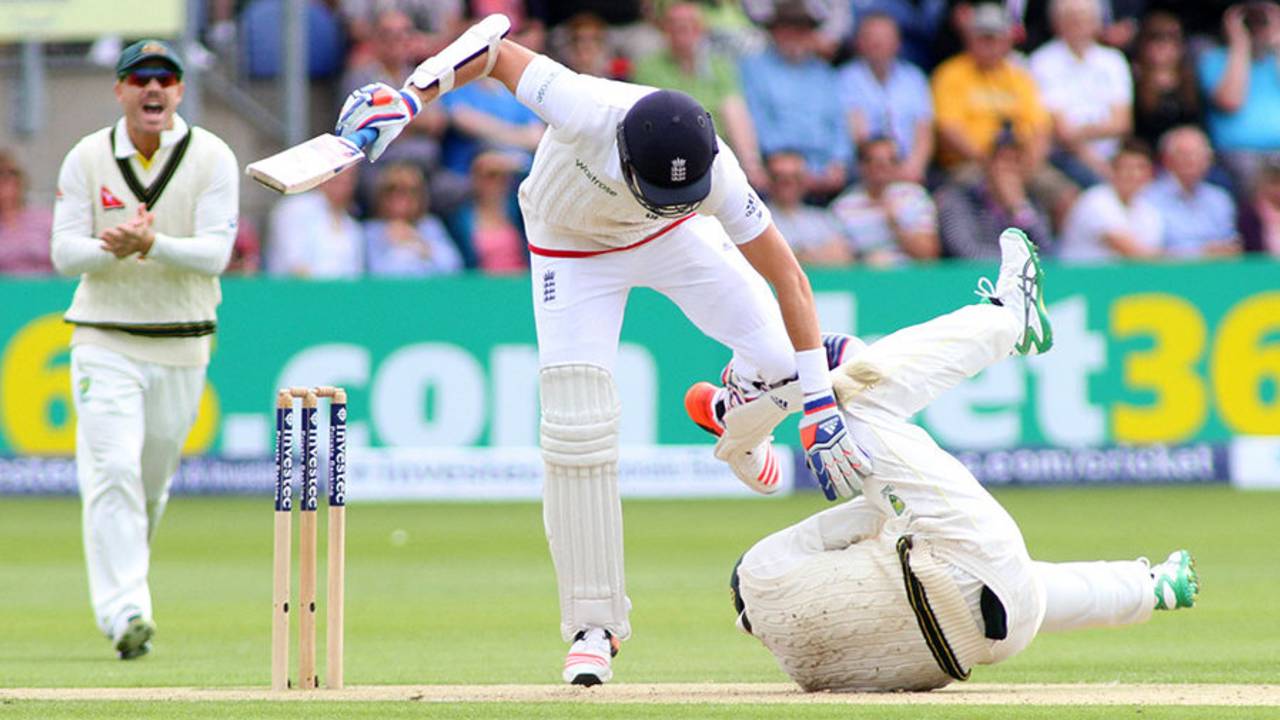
[975,227,1053,355]
[684,382,783,494]
[563,627,619,686]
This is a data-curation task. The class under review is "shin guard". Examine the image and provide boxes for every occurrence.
[540,364,630,641]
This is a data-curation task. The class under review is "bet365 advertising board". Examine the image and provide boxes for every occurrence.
[1,258,1276,494]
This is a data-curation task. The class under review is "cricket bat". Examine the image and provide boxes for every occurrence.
[246,128,378,194]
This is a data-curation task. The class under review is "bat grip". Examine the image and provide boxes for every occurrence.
[351,127,380,151]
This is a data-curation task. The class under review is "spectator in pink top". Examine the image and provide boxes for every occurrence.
[447,151,527,273]
[0,149,54,275]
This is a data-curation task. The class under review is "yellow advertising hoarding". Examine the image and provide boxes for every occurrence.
[0,0,183,41]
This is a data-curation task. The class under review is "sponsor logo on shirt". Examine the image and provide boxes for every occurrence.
[745,191,762,220]
[881,484,906,516]
[535,68,562,105]
[574,159,618,197]
[100,185,125,211]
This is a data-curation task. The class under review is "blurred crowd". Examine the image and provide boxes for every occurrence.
[5,0,1280,278]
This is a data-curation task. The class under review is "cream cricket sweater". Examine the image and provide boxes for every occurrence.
[51,115,239,367]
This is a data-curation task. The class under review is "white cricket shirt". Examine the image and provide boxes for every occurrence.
[51,114,239,366]
[514,56,770,256]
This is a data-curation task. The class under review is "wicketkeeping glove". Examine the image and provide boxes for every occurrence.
[798,392,872,500]
[335,82,421,162]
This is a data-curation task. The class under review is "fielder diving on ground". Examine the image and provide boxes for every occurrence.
[688,228,1199,691]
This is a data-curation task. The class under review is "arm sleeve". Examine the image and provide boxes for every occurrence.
[514,55,600,139]
[705,142,771,244]
[50,145,116,276]
[146,140,239,276]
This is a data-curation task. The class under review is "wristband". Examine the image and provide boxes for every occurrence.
[399,89,421,118]
[795,348,831,396]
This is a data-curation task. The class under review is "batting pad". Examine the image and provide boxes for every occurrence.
[539,363,630,641]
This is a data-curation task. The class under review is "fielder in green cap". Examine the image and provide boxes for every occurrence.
[50,34,239,662]
[115,39,185,78]
[111,39,187,161]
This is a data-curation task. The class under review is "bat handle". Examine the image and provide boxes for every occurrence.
[351,127,380,151]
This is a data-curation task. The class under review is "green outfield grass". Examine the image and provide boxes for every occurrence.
[1,486,1277,719]
[2,703,1277,720]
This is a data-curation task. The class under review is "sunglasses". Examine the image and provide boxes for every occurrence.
[123,68,180,88]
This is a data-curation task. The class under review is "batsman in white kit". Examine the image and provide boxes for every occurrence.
[50,40,239,659]
[699,229,1199,691]
[334,14,870,684]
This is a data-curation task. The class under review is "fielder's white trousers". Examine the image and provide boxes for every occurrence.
[740,304,1153,666]
[529,216,796,641]
[70,343,206,637]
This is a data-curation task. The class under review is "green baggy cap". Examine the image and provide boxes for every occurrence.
[116,39,185,78]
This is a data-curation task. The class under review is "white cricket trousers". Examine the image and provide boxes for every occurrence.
[740,304,1153,666]
[529,215,795,380]
[70,343,206,637]
[529,215,796,641]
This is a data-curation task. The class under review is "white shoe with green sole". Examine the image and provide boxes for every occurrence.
[975,227,1054,356]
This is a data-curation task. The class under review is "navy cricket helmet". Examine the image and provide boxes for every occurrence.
[616,89,719,218]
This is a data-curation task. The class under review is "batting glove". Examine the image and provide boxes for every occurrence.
[798,392,872,500]
[335,82,421,162]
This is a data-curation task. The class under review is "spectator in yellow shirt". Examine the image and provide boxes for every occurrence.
[931,4,1078,225]
[932,4,1050,169]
